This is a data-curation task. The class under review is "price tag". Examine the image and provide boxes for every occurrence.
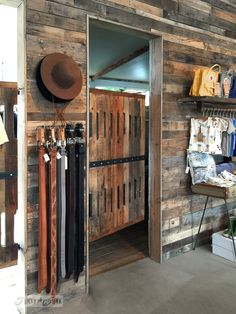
[43,153,50,163]
[185,166,190,174]
[57,152,62,159]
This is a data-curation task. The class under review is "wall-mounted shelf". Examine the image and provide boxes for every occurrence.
[178,96,236,105]
[177,97,236,112]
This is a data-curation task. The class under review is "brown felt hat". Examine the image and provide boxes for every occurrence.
[38,53,82,102]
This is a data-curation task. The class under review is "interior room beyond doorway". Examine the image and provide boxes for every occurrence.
[88,19,153,276]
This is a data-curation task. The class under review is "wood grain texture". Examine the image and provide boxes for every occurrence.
[149,37,162,263]
[89,90,145,241]
[89,221,148,276]
[25,0,236,295]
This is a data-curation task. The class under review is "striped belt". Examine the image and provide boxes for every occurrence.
[46,147,57,301]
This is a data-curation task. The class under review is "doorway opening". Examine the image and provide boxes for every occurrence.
[87,19,160,277]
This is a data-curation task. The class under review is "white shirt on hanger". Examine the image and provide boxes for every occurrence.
[0,115,8,145]
[189,117,228,154]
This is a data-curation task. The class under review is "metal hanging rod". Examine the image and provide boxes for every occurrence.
[202,107,236,118]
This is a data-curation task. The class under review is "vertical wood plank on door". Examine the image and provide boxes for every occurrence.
[140,98,145,156]
[112,164,118,229]
[116,96,124,158]
[89,92,96,162]
[99,168,106,235]
[123,97,129,157]
[97,167,103,235]
[149,37,162,263]
[90,168,100,240]
[111,95,117,159]
[123,162,129,224]
[106,165,113,234]
[139,160,145,218]
[116,164,124,228]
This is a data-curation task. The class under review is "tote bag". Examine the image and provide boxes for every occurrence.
[189,64,221,97]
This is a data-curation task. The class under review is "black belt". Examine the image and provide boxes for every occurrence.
[74,140,85,281]
[66,143,76,278]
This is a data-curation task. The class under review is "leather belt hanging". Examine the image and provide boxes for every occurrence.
[37,123,85,294]
[60,146,67,278]
[65,125,76,278]
[60,127,67,279]
[45,127,57,300]
[49,147,57,300]
[74,123,85,282]
[37,128,47,293]
[56,152,62,282]
[46,147,51,294]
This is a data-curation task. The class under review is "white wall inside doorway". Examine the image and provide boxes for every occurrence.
[0,4,25,313]
[0,5,17,81]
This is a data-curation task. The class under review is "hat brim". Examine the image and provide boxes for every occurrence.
[37,53,83,102]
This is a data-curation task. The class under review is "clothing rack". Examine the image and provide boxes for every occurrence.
[202,107,236,118]
[189,104,236,261]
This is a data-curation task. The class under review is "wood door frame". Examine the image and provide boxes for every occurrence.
[149,37,162,263]
[0,1,27,313]
[86,16,163,290]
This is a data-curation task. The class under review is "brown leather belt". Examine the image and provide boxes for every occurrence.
[56,154,62,282]
[38,146,47,293]
[46,155,51,294]
[46,146,57,300]
[50,147,57,300]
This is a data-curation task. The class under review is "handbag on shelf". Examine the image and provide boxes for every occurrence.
[229,74,236,98]
[220,69,234,98]
[189,64,221,97]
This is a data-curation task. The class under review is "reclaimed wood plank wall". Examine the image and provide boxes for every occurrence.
[25,0,236,295]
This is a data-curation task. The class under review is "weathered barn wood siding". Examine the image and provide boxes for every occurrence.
[25,0,236,295]
[25,0,87,297]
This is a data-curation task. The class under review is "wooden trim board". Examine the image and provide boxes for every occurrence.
[149,37,162,263]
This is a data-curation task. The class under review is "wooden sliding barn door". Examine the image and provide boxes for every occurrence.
[89,89,145,241]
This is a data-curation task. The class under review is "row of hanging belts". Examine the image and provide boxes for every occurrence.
[37,123,85,301]
[202,107,236,118]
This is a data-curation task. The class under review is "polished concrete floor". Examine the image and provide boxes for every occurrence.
[54,245,235,314]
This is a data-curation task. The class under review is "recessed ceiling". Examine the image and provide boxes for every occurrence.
[89,20,150,90]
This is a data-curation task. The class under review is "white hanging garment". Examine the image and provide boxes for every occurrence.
[189,117,228,154]
[0,115,8,145]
